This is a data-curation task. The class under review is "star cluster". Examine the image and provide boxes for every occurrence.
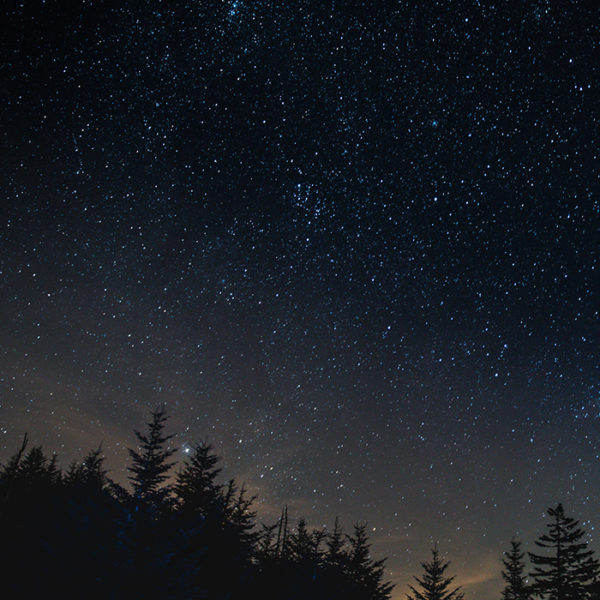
[1,2,599,597]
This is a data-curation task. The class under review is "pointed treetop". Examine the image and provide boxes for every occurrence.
[407,547,464,600]
[529,503,600,600]
[174,440,224,513]
[127,406,177,507]
[501,539,531,600]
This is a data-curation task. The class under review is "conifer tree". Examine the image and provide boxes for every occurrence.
[288,518,313,561]
[502,540,531,600]
[407,547,464,600]
[326,517,346,568]
[121,408,180,597]
[256,522,279,563]
[318,517,349,597]
[173,443,256,599]
[60,446,121,597]
[65,446,109,489]
[529,503,599,600]
[1,417,398,600]
[174,441,223,514]
[127,406,177,508]
[347,523,394,600]
[288,517,325,567]
[0,442,66,596]
[17,445,61,486]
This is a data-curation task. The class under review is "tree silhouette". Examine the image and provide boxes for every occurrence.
[287,517,326,593]
[174,441,223,514]
[121,407,183,598]
[529,503,600,600]
[317,517,351,598]
[502,539,531,600]
[127,406,177,509]
[14,444,61,487]
[60,446,123,596]
[0,440,109,597]
[0,410,394,600]
[173,440,257,599]
[65,446,109,488]
[407,546,464,600]
[346,523,394,600]
[325,516,345,568]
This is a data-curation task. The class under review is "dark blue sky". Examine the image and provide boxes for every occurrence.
[1,2,599,597]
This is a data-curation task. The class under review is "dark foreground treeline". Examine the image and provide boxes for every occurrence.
[3,409,600,600]
[0,408,393,599]
[406,509,600,600]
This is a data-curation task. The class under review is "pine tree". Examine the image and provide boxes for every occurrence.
[0,433,29,506]
[225,481,257,538]
[319,517,350,598]
[127,406,177,509]
[288,518,316,562]
[121,408,191,597]
[287,517,325,575]
[16,445,61,486]
[64,446,109,489]
[407,546,464,600]
[256,522,279,563]
[529,503,600,600]
[174,441,224,514]
[346,523,394,600]
[173,444,257,600]
[60,446,121,597]
[0,442,79,597]
[502,540,531,600]
[325,517,346,568]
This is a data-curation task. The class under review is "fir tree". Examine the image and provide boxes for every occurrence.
[288,517,325,568]
[256,522,279,563]
[174,441,224,514]
[529,503,600,600]
[589,577,600,600]
[325,517,346,568]
[127,406,177,509]
[121,407,180,597]
[1,442,74,597]
[407,546,464,600]
[347,523,394,600]
[60,446,122,597]
[64,446,109,489]
[174,444,257,599]
[502,540,531,600]
[279,518,324,595]
[1,418,398,600]
[16,444,61,486]
[319,517,350,598]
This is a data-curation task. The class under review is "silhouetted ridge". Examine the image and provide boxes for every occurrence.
[0,408,393,599]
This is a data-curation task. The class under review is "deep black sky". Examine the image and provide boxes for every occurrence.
[1,1,599,597]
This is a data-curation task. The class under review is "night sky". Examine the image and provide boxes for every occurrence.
[1,1,599,597]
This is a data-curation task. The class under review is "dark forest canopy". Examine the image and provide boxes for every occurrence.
[1,408,598,600]
[0,408,393,600]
